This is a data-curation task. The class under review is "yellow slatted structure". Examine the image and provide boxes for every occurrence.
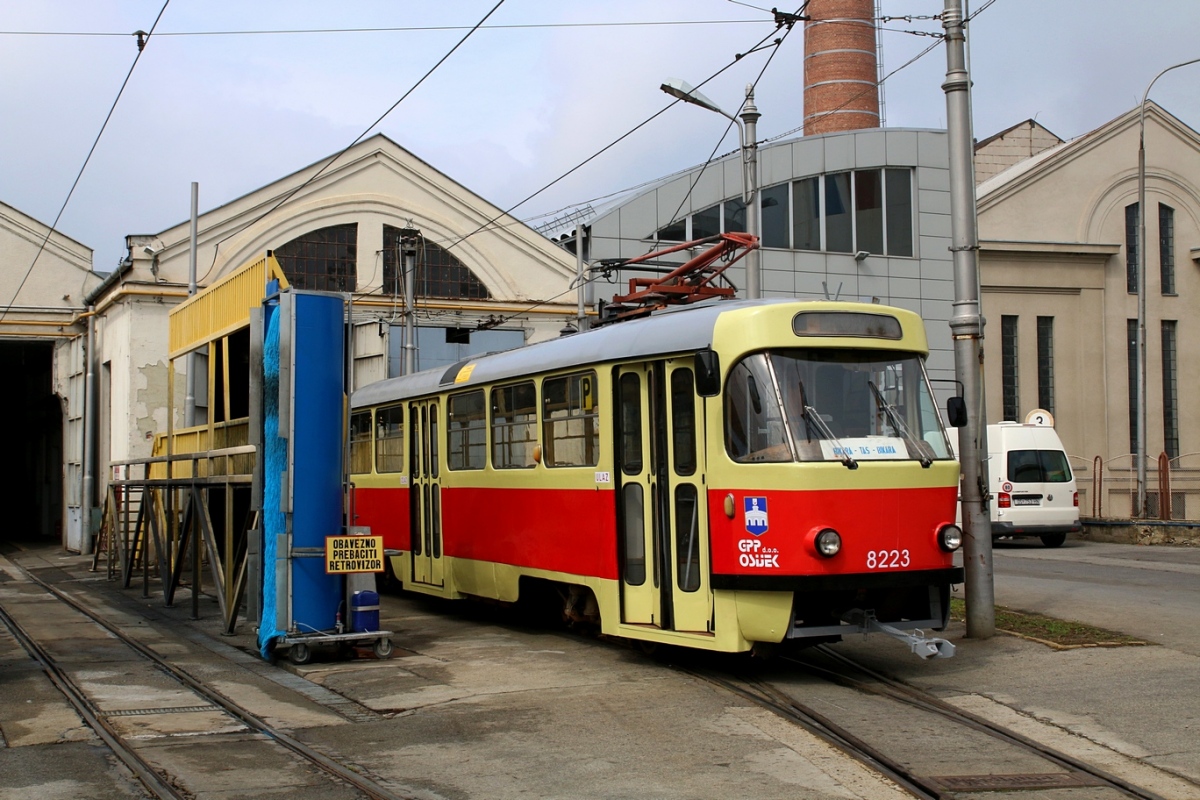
[168,253,289,359]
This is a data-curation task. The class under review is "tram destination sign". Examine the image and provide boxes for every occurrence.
[324,535,385,574]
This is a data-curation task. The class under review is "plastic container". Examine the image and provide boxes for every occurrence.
[350,590,380,632]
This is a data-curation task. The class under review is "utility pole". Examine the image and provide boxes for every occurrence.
[942,0,993,637]
[575,223,589,332]
[740,84,761,299]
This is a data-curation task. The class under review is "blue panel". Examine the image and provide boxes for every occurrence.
[288,293,345,633]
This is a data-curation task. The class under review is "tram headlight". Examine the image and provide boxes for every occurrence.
[938,524,963,552]
[814,528,842,558]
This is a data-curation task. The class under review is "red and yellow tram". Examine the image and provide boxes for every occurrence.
[349,298,964,654]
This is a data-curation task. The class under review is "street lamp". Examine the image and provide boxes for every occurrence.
[661,78,761,299]
[1136,57,1200,517]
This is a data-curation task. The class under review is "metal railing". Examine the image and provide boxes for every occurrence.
[95,445,257,635]
[1073,451,1200,522]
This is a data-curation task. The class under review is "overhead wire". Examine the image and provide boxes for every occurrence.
[2,19,762,37]
[196,0,506,285]
[435,13,795,266]
[655,6,802,254]
[444,7,807,331]
[0,0,171,324]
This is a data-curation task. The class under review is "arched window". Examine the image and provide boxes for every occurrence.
[383,224,491,300]
[274,223,357,291]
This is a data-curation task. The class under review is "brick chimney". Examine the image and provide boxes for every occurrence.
[803,0,881,135]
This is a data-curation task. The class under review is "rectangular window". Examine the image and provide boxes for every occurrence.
[760,183,790,248]
[1001,315,1019,421]
[884,168,913,257]
[1159,203,1175,295]
[854,169,884,255]
[792,176,820,251]
[617,372,642,474]
[374,405,404,473]
[1036,316,1054,415]
[491,382,538,469]
[824,172,853,252]
[448,390,486,470]
[674,484,701,592]
[1162,320,1178,459]
[1125,203,1139,294]
[350,411,373,475]
[542,371,599,467]
[723,198,747,233]
[671,369,697,476]
[691,204,720,239]
[1127,319,1138,456]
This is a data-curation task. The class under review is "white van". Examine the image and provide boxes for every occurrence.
[949,412,1081,547]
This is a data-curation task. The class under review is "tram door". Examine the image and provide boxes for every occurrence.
[616,360,712,632]
[409,400,444,588]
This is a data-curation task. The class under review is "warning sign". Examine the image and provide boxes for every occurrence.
[324,535,385,574]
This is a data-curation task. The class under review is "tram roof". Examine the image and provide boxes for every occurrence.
[350,298,921,408]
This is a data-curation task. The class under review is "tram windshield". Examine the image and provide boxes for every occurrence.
[725,349,952,465]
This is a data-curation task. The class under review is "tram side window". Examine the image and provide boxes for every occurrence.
[448,390,486,470]
[675,484,701,592]
[350,411,374,475]
[374,405,404,473]
[542,371,599,467]
[491,382,538,469]
[725,356,791,462]
[671,369,697,476]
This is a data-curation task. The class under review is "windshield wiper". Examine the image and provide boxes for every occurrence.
[798,379,857,470]
[868,380,932,468]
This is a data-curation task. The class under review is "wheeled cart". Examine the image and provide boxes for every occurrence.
[275,629,394,665]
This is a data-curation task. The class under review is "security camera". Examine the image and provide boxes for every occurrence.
[143,245,157,255]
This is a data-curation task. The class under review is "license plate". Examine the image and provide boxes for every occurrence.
[1012,497,1041,506]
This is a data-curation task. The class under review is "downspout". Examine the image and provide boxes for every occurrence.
[80,307,97,555]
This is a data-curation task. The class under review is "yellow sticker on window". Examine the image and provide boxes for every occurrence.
[455,363,477,384]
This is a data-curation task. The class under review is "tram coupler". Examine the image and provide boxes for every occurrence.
[844,610,956,659]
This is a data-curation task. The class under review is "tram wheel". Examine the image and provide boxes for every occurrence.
[373,638,393,659]
[289,643,311,665]
[635,639,659,656]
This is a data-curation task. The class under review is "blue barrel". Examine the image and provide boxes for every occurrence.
[350,590,380,632]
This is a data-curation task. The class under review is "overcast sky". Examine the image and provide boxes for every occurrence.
[3,0,1200,275]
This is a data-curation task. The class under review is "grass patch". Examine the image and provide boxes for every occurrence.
[949,598,1148,648]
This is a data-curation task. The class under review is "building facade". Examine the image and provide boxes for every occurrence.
[63,134,584,551]
[976,102,1200,518]
[585,127,958,388]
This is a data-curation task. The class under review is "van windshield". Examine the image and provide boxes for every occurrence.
[724,349,952,464]
[1007,450,1072,483]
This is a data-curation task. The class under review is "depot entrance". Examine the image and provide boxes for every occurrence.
[0,341,61,543]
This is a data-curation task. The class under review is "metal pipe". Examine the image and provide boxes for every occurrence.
[80,307,97,555]
[942,0,993,638]
[185,182,199,428]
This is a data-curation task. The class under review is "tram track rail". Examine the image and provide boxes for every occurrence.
[2,557,417,800]
[0,600,188,800]
[792,646,1171,799]
[684,645,1176,800]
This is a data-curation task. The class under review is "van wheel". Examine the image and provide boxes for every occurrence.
[1040,533,1067,548]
